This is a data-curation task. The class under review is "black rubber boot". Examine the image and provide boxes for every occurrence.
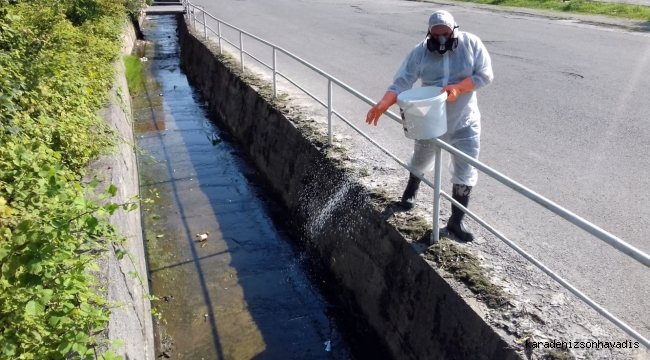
[400,173,421,210]
[446,185,475,242]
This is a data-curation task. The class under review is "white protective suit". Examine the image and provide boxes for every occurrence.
[388,31,493,186]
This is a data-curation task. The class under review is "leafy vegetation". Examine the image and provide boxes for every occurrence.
[1,0,151,358]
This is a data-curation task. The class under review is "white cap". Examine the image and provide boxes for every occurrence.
[428,10,456,31]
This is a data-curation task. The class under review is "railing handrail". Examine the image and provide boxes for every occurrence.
[181,0,650,348]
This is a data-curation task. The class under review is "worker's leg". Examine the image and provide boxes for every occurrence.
[401,139,437,209]
[446,122,480,241]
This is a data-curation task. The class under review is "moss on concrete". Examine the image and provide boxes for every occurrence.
[398,217,430,240]
[367,187,393,206]
[543,349,574,360]
[424,238,510,308]
[359,168,371,177]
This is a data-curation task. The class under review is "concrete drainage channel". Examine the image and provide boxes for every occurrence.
[133,15,387,359]
[133,13,521,360]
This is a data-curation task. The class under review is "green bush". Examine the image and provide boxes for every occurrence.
[0,0,146,358]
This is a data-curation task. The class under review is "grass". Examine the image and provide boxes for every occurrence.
[124,55,146,96]
[411,0,650,21]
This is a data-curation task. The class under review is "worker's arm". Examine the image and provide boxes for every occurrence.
[367,46,422,125]
[366,91,397,126]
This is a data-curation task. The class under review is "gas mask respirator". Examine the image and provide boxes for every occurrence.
[426,28,458,54]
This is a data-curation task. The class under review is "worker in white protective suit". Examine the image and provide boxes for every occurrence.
[366,10,493,242]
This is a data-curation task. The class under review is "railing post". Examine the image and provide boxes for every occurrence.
[431,145,442,245]
[327,80,333,146]
[217,22,222,55]
[202,9,207,40]
[240,31,244,72]
[192,5,196,30]
[272,48,277,99]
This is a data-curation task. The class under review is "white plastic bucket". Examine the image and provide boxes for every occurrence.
[396,86,448,140]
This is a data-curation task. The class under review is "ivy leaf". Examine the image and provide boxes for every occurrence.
[75,331,88,343]
[99,350,123,360]
[72,342,87,355]
[25,300,45,316]
[74,196,86,208]
[104,203,119,215]
[13,234,27,245]
[88,262,99,272]
[92,325,105,333]
[115,249,127,260]
[17,219,31,232]
[111,339,125,348]
[0,248,9,261]
[7,125,22,134]
[48,315,67,327]
[40,289,54,303]
[31,330,42,342]
[86,216,99,231]
[2,342,16,356]
[80,302,92,314]
[57,341,72,355]
[26,258,43,274]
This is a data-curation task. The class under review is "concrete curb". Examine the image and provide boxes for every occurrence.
[177,15,523,360]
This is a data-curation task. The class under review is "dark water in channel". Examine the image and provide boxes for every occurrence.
[132,15,385,360]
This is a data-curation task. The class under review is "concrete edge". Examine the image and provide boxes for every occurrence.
[87,13,155,360]
[176,15,523,360]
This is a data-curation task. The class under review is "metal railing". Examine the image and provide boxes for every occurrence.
[181,0,650,348]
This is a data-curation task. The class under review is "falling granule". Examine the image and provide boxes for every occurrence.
[305,178,352,237]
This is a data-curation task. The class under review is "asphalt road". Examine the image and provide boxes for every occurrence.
[185,0,650,342]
